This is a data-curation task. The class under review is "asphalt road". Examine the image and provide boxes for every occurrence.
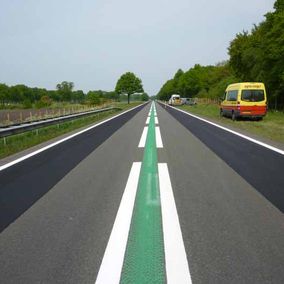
[0,102,283,284]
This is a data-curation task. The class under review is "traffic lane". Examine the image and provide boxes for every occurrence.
[0,104,148,283]
[0,103,147,233]
[160,104,284,212]
[156,103,284,284]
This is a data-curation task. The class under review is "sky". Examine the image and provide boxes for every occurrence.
[0,0,275,95]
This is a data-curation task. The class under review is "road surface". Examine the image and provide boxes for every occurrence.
[0,102,283,284]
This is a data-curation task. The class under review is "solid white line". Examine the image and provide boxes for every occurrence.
[0,103,147,172]
[155,117,159,124]
[146,117,150,125]
[138,127,148,148]
[166,104,284,156]
[95,162,141,284]
[155,126,163,148]
[158,163,192,284]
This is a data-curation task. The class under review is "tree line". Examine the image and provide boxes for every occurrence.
[157,0,284,109]
[0,72,148,108]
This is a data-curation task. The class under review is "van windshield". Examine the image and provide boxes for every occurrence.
[241,90,264,102]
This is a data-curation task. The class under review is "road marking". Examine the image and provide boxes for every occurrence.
[146,117,150,125]
[138,127,148,148]
[121,101,165,283]
[155,127,163,148]
[0,103,147,172]
[166,104,284,156]
[158,163,192,284]
[95,162,141,284]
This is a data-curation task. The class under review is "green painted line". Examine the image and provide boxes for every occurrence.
[120,106,166,284]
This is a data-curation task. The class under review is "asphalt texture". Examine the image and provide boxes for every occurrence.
[161,103,284,213]
[156,103,284,283]
[0,102,284,284]
[0,104,145,233]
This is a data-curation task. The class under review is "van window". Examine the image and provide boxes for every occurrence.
[241,90,265,102]
[227,90,238,101]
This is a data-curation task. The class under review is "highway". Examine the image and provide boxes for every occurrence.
[0,102,284,284]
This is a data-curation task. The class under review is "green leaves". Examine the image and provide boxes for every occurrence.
[158,0,284,109]
[115,72,144,104]
[157,64,237,101]
[228,2,284,107]
[56,81,74,101]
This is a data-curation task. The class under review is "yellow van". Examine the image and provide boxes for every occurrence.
[220,82,267,120]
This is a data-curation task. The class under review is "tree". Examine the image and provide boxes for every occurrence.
[228,0,284,108]
[56,81,74,101]
[71,90,85,103]
[274,0,284,12]
[157,79,176,101]
[115,72,144,104]
[104,91,119,101]
[0,83,9,105]
[87,91,100,105]
[141,92,149,101]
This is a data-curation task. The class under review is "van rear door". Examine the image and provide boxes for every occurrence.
[240,89,266,115]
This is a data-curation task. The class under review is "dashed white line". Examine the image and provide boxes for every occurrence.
[146,117,150,125]
[95,162,141,284]
[158,163,192,284]
[138,127,148,148]
[155,127,163,148]
[155,117,159,125]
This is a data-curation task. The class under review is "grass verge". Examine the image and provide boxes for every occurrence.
[0,102,142,159]
[177,103,284,144]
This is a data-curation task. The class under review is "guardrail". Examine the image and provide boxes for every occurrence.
[0,107,119,139]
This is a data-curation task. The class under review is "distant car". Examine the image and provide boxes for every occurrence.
[168,94,182,106]
[181,98,197,105]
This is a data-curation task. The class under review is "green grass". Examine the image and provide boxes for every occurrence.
[178,103,284,144]
[0,102,142,159]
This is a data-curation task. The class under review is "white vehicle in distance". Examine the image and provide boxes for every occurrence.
[181,97,197,105]
[168,94,182,106]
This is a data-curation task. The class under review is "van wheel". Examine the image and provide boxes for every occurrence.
[232,112,236,121]
[220,109,224,117]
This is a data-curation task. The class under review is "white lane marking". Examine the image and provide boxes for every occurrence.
[146,117,150,125]
[95,162,141,284]
[155,127,163,148]
[138,127,148,148]
[0,103,147,172]
[166,104,284,156]
[158,163,192,284]
[155,117,159,125]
